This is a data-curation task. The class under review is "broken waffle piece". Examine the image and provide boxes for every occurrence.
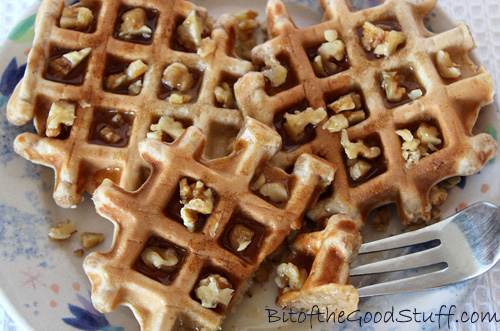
[84,118,334,330]
[277,214,361,314]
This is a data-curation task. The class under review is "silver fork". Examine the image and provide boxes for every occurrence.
[350,202,500,297]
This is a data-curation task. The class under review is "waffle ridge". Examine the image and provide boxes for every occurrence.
[235,0,497,227]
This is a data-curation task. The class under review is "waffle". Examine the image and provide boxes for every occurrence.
[275,214,361,314]
[83,118,335,330]
[7,0,254,208]
[235,0,497,228]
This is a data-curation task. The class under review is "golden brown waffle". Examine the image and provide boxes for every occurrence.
[83,118,335,330]
[7,0,253,208]
[276,214,361,314]
[235,0,497,228]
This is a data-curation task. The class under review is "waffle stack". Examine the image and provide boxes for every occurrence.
[7,0,253,208]
[235,0,497,228]
[84,118,334,330]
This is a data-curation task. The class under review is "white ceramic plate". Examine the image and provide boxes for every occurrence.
[0,0,498,330]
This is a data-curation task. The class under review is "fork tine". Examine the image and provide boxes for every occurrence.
[358,226,441,254]
[357,268,450,297]
[350,246,443,276]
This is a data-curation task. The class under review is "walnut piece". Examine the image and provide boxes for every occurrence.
[141,246,179,270]
[283,107,327,142]
[195,274,234,308]
[322,93,365,133]
[60,5,93,31]
[361,22,406,57]
[177,10,211,52]
[341,130,381,160]
[263,55,288,87]
[179,178,215,232]
[46,100,76,137]
[328,93,362,114]
[105,60,149,95]
[436,50,461,79]
[48,220,76,240]
[372,206,392,232]
[162,63,195,92]
[322,114,348,133]
[229,224,255,251]
[275,262,308,294]
[348,158,372,180]
[396,123,441,167]
[313,29,346,76]
[258,182,288,204]
[147,115,185,141]
[214,82,236,108]
[429,185,447,206]
[99,125,121,144]
[118,8,152,40]
[233,10,260,60]
[49,48,92,78]
[381,71,405,102]
[81,232,104,249]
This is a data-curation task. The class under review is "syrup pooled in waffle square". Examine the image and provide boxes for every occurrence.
[7,0,254,208]
[83,118,335,330]
[235,0,497,228]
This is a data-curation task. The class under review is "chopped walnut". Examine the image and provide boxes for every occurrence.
[214,82,236,108]
[46,100,76,137]
[195,274,234,308]
[99,125,121,144]
[312,29,346,76]
[381,71,405,102]
[74,249,84,257]
[361,22,406,57]
[233,10,260,60]
[141,246,179,270]
[429,185,447,206]
[275,262,308,294]
[60,5,93,31]
[179,179,215,232]
[263,55,288,87]
[436,50,461,79]
[162,63,195,92]
[168,92,194,104]
[328,93,362,114]
[341,130,381,160]
[372,206,392,232]
[323,93,365,132]
[439,176,461,190]
[105,60,149,95]
[229,224,255,251]
[346,110,366,125]
[81,232,104,249]
[348,158,372,180]
[322,114,348,133]
[177,10,211,52]
[49,48,92,78]
[251,174,288,204]
[48,220,76,240]
[396,123,441,167]
[408,89,423,100]
[147,115,185,141]
[283,107,327,142]
[198,38,216,58]
[118,8,152,40]
[259,182,288,204]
